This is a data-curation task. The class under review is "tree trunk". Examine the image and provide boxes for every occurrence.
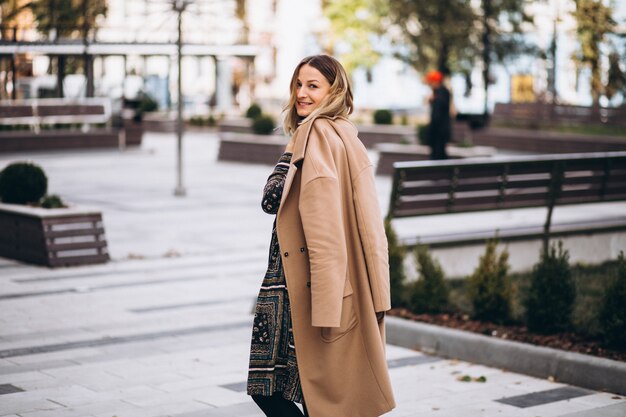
[57,55,65,98]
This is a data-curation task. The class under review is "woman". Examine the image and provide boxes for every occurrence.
[247,55,396,417]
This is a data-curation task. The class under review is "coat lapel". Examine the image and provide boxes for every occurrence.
[278,118,316,215]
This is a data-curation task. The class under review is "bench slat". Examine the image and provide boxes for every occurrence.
[0,105,33,118]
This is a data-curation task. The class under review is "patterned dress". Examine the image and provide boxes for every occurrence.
[247,152,304,403]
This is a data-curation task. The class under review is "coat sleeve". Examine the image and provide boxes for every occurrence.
[299,176,348,327]
[353,165,391,312]
[261,152,292,214]
[298,121,348,328]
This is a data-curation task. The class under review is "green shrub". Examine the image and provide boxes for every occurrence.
[189,116,205,126]
[467,239,513,323]
[407,246,449,313]
[245,103,263,119]
[373,109,393,125]
[599,252,626,349]
[189,115,217,127]
[138,93,158,113]
[252,115,276,135]
[525,242,576,334]
[417,124,428,145]
[385,219,407,307]
[0,162,48,205]
[40,194,66,209]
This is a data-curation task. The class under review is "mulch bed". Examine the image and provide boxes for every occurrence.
[389,308,626,363]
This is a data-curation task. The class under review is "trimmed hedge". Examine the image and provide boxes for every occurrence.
[0,162,48,205]
[373,109,393,125]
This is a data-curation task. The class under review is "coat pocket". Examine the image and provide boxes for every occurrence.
[321,279,358,343]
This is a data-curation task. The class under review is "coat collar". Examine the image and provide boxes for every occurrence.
[290,115,350,166]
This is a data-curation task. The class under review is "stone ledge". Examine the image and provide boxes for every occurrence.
[386,316,626,396]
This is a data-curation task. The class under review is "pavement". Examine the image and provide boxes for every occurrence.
[0,131,625,417]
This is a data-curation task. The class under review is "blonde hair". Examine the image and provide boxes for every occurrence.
[282,55,353,136]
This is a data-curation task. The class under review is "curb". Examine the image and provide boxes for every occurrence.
[386,316,626,396]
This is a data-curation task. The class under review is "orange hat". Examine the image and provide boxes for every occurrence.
[424,70,443,84]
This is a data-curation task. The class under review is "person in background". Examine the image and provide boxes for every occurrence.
[424,70,451,160]
[246,54,395,417]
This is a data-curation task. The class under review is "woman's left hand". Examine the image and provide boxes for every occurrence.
[376,311,385,322]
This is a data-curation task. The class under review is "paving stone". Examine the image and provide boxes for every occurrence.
[0,384,24,395]
[171,401,263,417]
[496,386,594,408]
[559,402,626,417]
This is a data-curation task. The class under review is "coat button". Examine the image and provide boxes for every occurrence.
[306,281,311,288]
[300,247,306,252]
[284,252,289,257]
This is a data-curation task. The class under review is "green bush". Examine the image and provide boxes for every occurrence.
[138,93,158,113]
[385,219,407,307]
[245,103,263,119]
[467,239,513,323]
[407,246,449,313]
[40,194,66,209]
[373,109,393,125]
[252,115,276,135]
[189,116,205,126]
[599,252,626,349]
[525,242,576,334]
[417,124,428,145]
[0,162,48,205]
[189,115,217,127]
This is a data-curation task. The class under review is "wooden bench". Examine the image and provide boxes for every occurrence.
[375,143,497,176]
[0,98,143,152]
[387,152,626,248]
[0,98,111,133]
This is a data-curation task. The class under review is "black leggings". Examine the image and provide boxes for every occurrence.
[252,393,309,417]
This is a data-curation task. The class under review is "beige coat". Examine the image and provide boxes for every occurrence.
[276,116,396,417]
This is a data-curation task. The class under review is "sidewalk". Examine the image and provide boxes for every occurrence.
[0,132,624,417]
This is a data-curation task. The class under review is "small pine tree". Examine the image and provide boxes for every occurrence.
[467,239,513,323]
[525,242,576,334]
[385,219,407,307]
[599,252,626,349]
[408,246,449,314]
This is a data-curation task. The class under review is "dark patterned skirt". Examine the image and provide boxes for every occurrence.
[247,225,303,403]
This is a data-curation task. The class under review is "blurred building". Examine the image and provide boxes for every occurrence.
[1,0,624,114]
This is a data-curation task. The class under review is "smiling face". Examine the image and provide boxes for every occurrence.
[295,64,332,117]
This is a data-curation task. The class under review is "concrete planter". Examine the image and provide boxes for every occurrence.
[386,316,626,396]
[0,129,124,153]
[472,127,626,153]
[122,120,144,147]
[217,132,288,165]
[356,124,416,148]
[0,203,109,267]
[218,117,254,134]
[375,142,497,176]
